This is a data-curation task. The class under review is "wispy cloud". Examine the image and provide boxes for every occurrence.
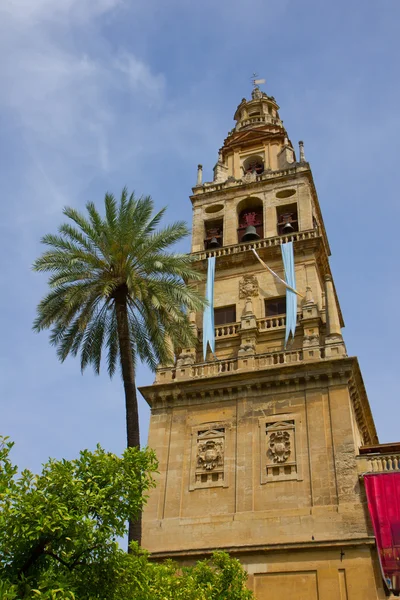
[0,0,166,216]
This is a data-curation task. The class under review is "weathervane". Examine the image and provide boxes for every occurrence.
[251,73,266,88]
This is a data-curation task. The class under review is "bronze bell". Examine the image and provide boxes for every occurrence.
[242,225,260,242]
[282,221,294,233]
[208,237,221,248]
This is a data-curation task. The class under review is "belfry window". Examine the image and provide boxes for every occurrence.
[237,206,264,243]
[277,203,299,236]
[204,219,223,250]
[214,305,236,326]
[243,154,264,175]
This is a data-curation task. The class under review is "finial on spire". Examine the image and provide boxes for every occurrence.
[196,164,203,186]
[251,73,266,100]
[299,140,306,163]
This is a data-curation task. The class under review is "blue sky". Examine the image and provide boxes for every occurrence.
[1,0,400,473]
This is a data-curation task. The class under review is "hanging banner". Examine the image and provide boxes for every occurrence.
[203,257,216,360]
[364,473,400,594]
[281,241,297,347]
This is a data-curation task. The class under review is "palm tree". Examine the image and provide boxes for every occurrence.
[33,188,205,545]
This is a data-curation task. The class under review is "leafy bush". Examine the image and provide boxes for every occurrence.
[0,437,253,599]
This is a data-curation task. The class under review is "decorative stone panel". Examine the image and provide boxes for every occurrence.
[259,414,302,484]
[239,274,259,299]
[189,423,231,491]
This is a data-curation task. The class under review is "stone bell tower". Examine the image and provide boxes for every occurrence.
[140,85,388,599]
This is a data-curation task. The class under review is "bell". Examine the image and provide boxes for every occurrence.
[282,221,294,233]
[208,237,221,249]
[242,225,260,242]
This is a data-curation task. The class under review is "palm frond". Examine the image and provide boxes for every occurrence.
[33,188,206,379]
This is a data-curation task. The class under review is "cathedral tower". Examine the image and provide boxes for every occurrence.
[140,84,389,599]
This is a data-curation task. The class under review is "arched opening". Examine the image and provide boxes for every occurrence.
[204,218,223,250]
[276,203,299,236]
[243,154,264,175]
[237,197,264,243]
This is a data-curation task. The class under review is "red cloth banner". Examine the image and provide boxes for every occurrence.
[364,473,400,594]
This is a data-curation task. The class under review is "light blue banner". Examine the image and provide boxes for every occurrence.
[281,242,297,347]
[203,256,216,360]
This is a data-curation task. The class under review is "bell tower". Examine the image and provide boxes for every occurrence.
[140,84,387,600]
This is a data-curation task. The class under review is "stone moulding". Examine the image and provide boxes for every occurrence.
[139,357,377,446]
[146,537,377,561]
[191,164,310,198]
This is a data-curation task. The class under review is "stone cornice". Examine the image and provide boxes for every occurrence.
[147,537,376,561]
[139,356,377,445]
[221,126,286,154]
[191,163,310,200]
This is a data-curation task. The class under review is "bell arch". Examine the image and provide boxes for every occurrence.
[236,197,264,243]
[242,154,264,175]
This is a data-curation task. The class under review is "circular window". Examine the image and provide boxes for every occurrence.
[204,204,223,214]
[276,189,296,199]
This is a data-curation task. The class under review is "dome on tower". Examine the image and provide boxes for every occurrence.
[233,87,283,132]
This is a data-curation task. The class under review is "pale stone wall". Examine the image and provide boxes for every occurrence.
[244,547,386,599]
[144,377,371,550]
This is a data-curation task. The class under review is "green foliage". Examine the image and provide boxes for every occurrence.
[140,549,254,600]
[33,188,205,376]
[0,438,253,600]
[0,436,157,598]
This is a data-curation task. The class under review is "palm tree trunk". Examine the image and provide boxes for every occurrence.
[115,291,141,548]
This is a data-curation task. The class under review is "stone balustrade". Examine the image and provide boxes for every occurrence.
[192,229,318,261]
[198,314,299,344]
[236,114,282,130]
[257,314,301,331]
[255,348,305,368]
[357,445,400,475]
[257,315,286,330]
[191,358,237,378]
[192,163,309,196]
[215,323,240,338]
[155,346,326,383]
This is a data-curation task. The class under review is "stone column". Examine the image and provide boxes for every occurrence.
[299,140,306,163]
[301,287,322,361]
[175,312,197,380]
[155,334,175,383]
[324,275,346,357]
[238,297,258,371]
[325,275,341,337]
[196,164,203,186]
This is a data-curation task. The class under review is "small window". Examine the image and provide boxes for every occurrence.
[265,297,286,317]
[277,203,298,236]
[214,305,236,326]
[204,219,223,250]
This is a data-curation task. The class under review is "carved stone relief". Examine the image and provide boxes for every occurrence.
[268,430,291,463]
[242,170,257,184]
[261,417,301,484]
[197,439,224,471]
[239,274,259,299]
[191,427,226,489]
